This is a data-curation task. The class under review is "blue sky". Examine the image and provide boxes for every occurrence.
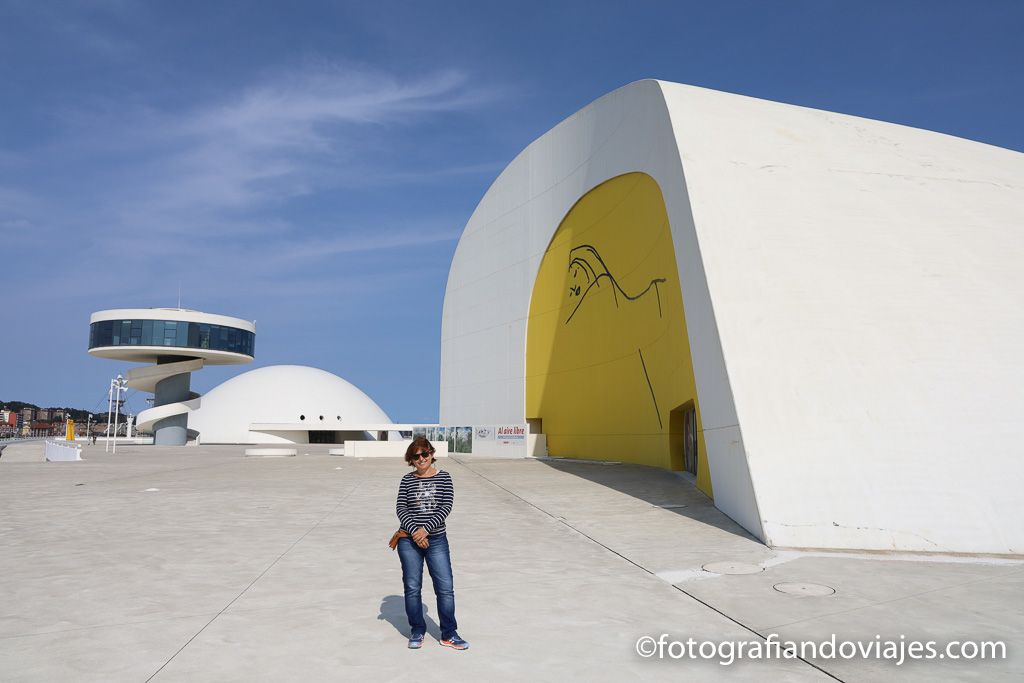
[1,1,1021,422]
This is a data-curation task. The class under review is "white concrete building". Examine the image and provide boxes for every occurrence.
[439,80,1024,555]
[188,365,395,445]
[89,308,256,445]
[89,310,401,447]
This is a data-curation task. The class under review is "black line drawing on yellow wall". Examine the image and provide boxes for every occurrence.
[638,348,663,429]
[563,242,665,428]
[565,244,666,325]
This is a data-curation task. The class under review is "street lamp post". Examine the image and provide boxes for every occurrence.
[106,375,128,454]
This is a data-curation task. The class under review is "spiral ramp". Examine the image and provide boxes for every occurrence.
[88,308,256,446]
[129,358,204,444]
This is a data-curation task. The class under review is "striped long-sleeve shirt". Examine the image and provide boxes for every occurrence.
[396,470,454,537]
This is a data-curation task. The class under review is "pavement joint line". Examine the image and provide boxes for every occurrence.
[450,456,845,682]
[143,483,360,682]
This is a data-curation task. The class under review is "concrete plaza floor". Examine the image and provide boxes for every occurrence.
[0,443,1021,682]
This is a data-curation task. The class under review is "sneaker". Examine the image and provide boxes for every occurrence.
[439,635,469,650]
[408,634,424,649]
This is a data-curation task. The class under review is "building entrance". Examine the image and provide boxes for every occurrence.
[309,430,337,444]
[682,405,698,475]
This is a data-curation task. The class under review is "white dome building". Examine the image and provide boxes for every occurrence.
[188,365,393,444]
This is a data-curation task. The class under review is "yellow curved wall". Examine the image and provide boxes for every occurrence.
[525,173,713,497]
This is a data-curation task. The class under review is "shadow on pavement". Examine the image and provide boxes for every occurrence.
[536,458,762,544]
[378,595,441,640]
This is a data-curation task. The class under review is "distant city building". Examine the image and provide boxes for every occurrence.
[0,410,15,437]
[29,421,53,435]
[36,408,51,421]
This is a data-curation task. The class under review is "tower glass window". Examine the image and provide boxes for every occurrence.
[89,319,255,357]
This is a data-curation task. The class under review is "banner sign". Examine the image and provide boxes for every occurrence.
[496,424,526,444]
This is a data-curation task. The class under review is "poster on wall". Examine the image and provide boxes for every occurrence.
[455,426,472,453]
[413,426,427,439]
[474,426,494,441]
[447,427,456,452]
[436,427,447,445]
[496,424,526,445]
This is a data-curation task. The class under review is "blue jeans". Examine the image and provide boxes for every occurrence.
[396,533,458,640]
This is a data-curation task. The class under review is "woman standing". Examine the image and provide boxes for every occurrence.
[395,437,469,650]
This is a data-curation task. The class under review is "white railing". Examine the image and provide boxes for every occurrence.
[0,436,49,444]
[45,440,83,462]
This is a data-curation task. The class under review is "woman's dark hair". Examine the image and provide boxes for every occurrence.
[405,436,436,466]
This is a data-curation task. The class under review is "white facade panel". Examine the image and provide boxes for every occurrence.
[441,80,1024,554]
[189,365,392,445]
[440,81,758,537]
[663,84,1024,553]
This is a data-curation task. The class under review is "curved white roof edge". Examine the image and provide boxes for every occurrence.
[90,308,256,332]
[88,346,251,365]
[440,79,1024,555]
[442,79,759,538]
[188,364,395,445]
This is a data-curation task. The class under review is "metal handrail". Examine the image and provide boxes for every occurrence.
[0,435,49,444]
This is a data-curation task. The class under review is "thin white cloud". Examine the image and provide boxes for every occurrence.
[265,224,463,266]
[6,62,492,230]
[97,63,493,229]
[190,66,474,135]
[2,61,494,325]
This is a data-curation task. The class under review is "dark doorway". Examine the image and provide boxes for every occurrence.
[682,405,698,475]
[309,430,337,444]
[669,401,698,475]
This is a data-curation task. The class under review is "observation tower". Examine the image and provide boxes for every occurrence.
[88,309,255,445]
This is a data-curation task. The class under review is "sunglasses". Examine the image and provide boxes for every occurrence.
[413,452,433,460]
